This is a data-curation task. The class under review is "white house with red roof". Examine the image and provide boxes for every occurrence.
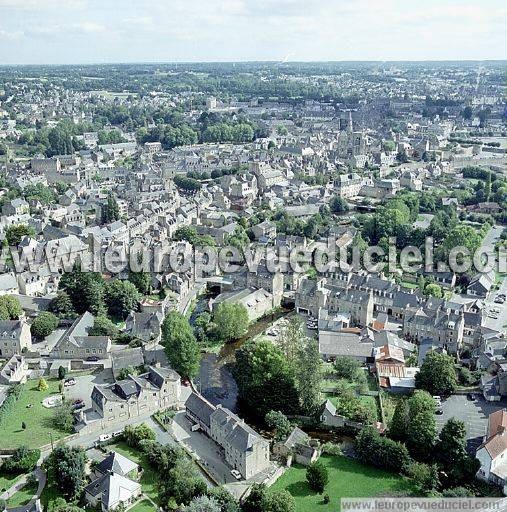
[476,409,507,493]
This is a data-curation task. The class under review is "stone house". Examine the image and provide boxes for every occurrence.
[79,366,181,433]
[0,320,32,358]
[185,392,270,480]
[50,312,111,360]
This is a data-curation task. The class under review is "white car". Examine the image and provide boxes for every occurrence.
[99,434,112,442]
[230,469,242,480]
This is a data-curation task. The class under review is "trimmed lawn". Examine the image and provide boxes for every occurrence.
[0,473,22,493]
[130,499,157,512]
[6,482,37,508]
[270,455,416,512]
[0,380,68,450]
[108,442,159,503]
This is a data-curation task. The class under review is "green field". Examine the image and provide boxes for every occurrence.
[6,482,37,508]
[0,380,68,449]
[108,442,159,502]
[270,455,416,511]
[0,473,21,493]
[130,499,157,512]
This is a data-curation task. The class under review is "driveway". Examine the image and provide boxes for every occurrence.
[171,411,235,486]
[63,369,114,409]
[435,394,507,453]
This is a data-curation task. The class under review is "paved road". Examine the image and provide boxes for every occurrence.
[483,277,507,332]
[481,225,504,251]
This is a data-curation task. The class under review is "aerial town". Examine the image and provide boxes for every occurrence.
[0,58,505,512]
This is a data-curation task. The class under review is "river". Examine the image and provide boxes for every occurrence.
[190,293,292,413]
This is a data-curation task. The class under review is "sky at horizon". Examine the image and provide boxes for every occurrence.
[0,0,506,65]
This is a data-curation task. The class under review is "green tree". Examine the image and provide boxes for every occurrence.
[212,302,249,342]
[161,458,207,507]
[404,391,437,460]
[330,195,349,214]
[123,424,156,448]
[49,291,76,318]
[53,401,74,432]
[225,226,250,249]
[128,269,151,295]
[424,283,443,298]
[355,425,411,474]
[0,295,23,320]
[415,352,458,396]
[263,490,295,512]
[31,312,59,339]
[5,224,35,246]
[105,279,140,319]
[278,316,305,365]
[294,339,322,415]
[162,311,201,379]
[233,339,299,421]
[461,106,473,120]
[438,224,483,264]
[37,377,49,391]
[89,315,119,338]
[44,445,87,500]
[334,356,361,381]
[241,484,266,512]
[59,269,106,316]
[389,398,409,441]
[265,410,292,441]
[306,461,329,493]
[58,366,67,380]
[436,418,480,486]
[47,498,86,512]
[407,462,439,494]
[101,192,120,224]
[185,496,221,512]
[206,487,239,512]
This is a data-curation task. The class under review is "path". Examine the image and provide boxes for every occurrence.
[1,467,46,511]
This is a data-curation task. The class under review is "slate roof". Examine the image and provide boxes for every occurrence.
[96,451,138,477]
[185,392,215,428]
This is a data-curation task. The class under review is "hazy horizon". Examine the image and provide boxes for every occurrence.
[0,0,506,65]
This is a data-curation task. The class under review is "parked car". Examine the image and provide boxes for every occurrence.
[231,469,242,480]
[86,356,99,362]
[467,393,477,401]
[99,434,112,442]
[436,408,444,415]
[64,378,76,387]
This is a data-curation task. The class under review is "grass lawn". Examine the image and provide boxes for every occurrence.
[108,442,159,503]
[0,473,22,493]
[0,380,69,450]
[6,482,37,508]
[130,499,157,512]
[270,455,416,511]
[358,396,380,421]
